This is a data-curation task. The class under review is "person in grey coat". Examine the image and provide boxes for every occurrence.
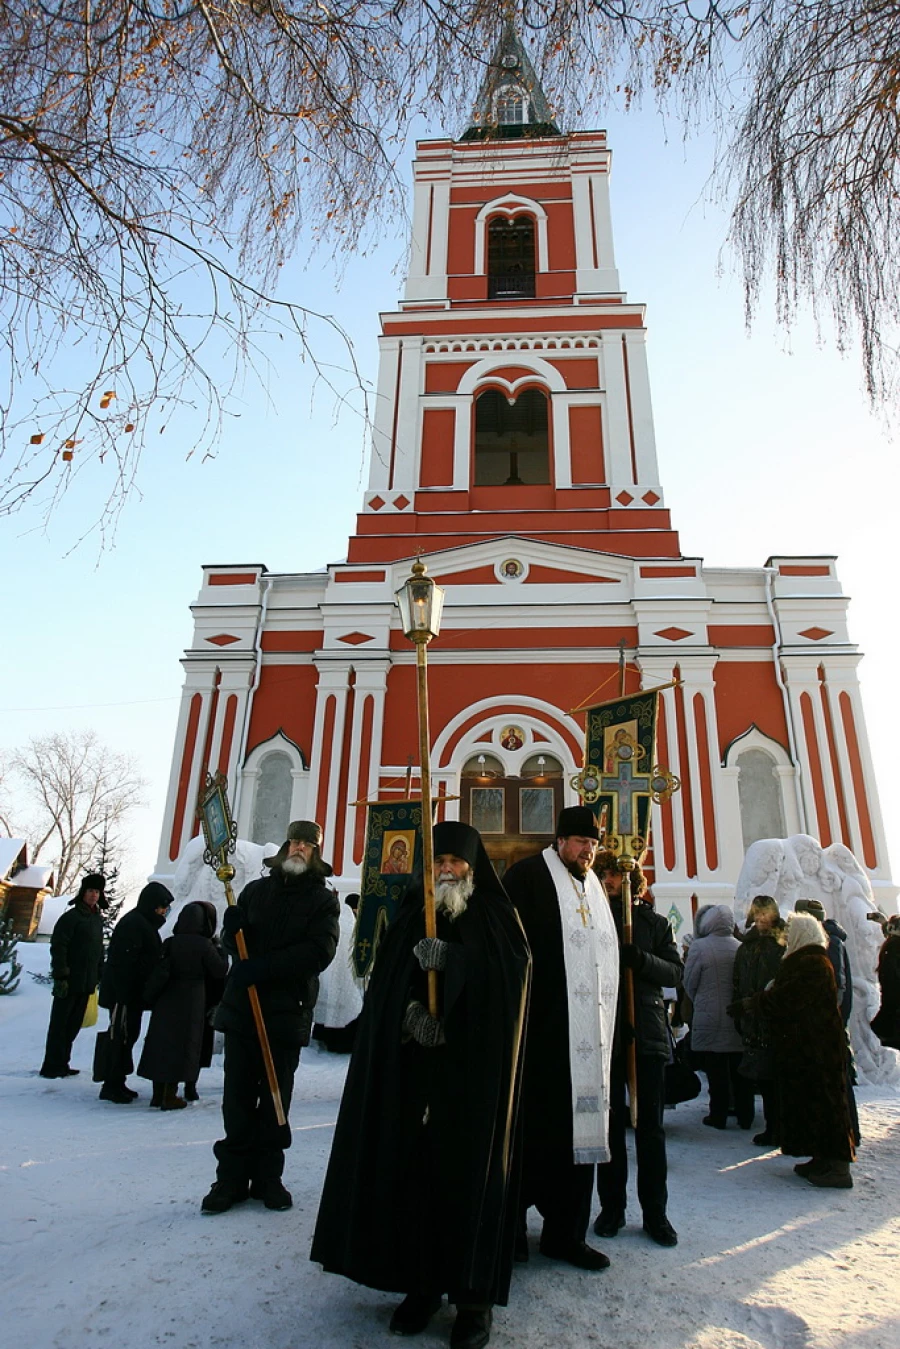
[683,904,754,1130]
[137,901,228,1110]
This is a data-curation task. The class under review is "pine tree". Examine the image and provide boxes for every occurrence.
[90,819,124,947]
[0,915,22,995]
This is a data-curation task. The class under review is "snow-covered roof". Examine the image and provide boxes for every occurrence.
[0,838,27,880]
[6,864,54,890]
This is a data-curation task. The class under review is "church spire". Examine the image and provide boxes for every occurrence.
[461,19,561,141]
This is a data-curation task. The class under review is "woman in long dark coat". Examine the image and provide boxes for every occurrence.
[747,912,856,1189]
[870,915,900,1051]
[730,895,786,1146]
[137,901,227,1110]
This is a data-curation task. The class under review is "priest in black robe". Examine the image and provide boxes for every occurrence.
[503,806,619,1271]
[311,821,531,1349]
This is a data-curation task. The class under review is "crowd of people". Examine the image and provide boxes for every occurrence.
[38,815,900,1349]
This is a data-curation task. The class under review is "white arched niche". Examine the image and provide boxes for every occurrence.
[724,725,799,850]
[239,731,309,845]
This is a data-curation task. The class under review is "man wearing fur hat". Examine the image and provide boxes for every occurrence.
[502,807,619,1270]
[312,820,530,1349]
[39,872,106,1078]
[202,820,340,1215]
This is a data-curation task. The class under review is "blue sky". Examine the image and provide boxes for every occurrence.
[2,102,897,900]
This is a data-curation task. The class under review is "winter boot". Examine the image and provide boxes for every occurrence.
[806,1159,853,1189]
[99,1083,135,1104]
[150,1083,165,1108]
[160,1083,187,1111]
[249,1177,293,1210]
[794,1157,828,1178]
[201,1180,249,1214]
[183,1081,199,1102]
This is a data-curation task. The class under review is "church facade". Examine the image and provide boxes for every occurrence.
[154,40,895,928]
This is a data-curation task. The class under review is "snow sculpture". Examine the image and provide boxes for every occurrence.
[168,835,275,924]
[314,902,364,1031]
[735,834,899,1085]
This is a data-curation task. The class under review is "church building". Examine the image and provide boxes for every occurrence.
[154,33,895,929]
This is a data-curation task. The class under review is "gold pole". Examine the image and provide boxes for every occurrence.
[415,638,439,1017]
[618,855,639,1128]
[217,862,287,1128]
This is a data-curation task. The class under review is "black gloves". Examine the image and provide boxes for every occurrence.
[230,956,267,989]
[403,1000,446,1048]
[222,907,244,937]
[52,979,69,999]
[620,943,644,972]
[414,937,448,971]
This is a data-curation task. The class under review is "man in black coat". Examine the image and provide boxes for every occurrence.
[98,881,174,1103]
[202,819,340,1215]
[592,850,682,1248]
[311,821,530,1349]
[39,872,105,1078]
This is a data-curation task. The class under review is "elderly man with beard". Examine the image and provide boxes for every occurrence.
[201,820,340,1215]
[311,821,531,1349]
[502,806,619,1270]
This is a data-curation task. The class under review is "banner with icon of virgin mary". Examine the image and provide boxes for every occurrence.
[352,800,423,979]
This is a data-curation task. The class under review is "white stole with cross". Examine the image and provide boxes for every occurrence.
[542,846,620,1164]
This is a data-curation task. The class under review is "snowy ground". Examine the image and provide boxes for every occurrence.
[3,941,899,1349]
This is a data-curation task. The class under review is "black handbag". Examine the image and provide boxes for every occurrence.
[92,1029,112,1083]
[664,1028,702,1106]
[92,1005,134,1082]
[738,1043,776,1080]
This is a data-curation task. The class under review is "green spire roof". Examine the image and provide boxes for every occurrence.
[461,21,562,141]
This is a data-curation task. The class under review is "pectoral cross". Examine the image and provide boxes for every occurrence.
[575,899,591,927]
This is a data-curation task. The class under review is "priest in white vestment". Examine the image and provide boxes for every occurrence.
[504,806,619,1270]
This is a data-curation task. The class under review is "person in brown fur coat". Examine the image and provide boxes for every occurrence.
[741,912,856,1189]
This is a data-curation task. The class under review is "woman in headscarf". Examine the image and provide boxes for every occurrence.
[742,911,856,1189]
[683,904,754,1130]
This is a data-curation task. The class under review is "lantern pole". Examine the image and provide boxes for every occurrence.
[396,558,444,1018]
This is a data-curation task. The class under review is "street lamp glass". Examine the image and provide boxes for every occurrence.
[395,562,444,640]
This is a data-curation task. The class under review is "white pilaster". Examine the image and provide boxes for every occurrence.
[391,337,424,491]
[600,332,634,484]
[623,331,659,485]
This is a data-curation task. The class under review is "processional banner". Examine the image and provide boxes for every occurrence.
[572,688,678,860]
[352,799,424,979]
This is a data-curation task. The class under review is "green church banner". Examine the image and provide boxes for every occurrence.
[352,799,424,979]
[571,687,679,861]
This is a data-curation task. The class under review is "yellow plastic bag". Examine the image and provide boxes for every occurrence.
[82,990,99,1029]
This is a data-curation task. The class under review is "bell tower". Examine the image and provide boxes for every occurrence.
[157,26,895,925]
[350,25,676,565]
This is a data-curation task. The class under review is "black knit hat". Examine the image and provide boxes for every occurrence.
[432,820,507,900]
[795,898,826,922]
[556,805,600,840]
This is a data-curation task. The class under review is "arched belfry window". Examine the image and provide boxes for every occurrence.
[474,387,549,485]
[487,215,535,298]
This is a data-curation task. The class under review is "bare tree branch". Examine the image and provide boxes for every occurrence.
[5,730,146,895]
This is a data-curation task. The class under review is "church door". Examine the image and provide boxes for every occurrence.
[459,753,564,875]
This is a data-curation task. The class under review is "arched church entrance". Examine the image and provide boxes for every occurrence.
[459,751,564,875]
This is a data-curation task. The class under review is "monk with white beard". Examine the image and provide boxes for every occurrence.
[312,821,531,1349]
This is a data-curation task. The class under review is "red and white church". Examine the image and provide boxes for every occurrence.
[154,35,895,929]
